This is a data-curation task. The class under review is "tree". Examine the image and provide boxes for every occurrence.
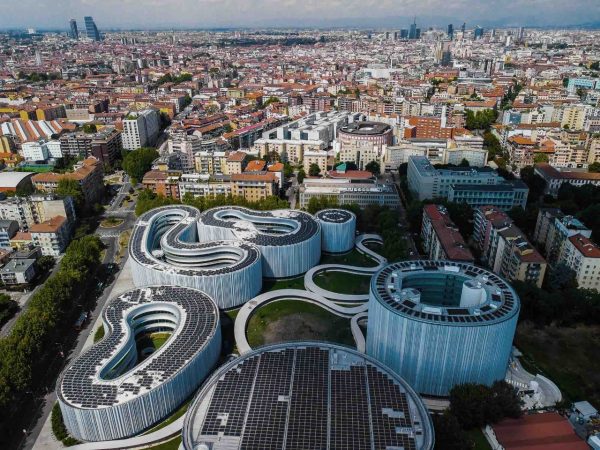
[459,158,470,167]
[398,163,408,176]
[534,153,549,163]
[465,108,498,130]
[122,147,159,184]
[55,178,84,212]
[283,163,293,179]
[432,412,473,450]
[308,163,321,177]
[546,262,578,291]
[507,206,539,236]
[82,123,97,133]
[519,166,546,201]
[365,160,381,175]
[297,169,306,184]
[449,381,522,429]
[589,162,600,173]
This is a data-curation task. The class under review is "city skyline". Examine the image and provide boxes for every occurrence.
[1,0,599,30]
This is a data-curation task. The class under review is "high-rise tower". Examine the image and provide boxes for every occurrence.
[84,16,101,41]
[69,19,79,39]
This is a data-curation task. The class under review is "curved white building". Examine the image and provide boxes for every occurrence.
[57,286,221,442]
[198,207,321,278]
[367,260,520,397]
[130,206,263,308]
[315,208,356,253]
[183,342,434,450]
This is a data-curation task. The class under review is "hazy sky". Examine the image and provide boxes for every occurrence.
[1,0,599,29]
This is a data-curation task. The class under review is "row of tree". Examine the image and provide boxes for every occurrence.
[0,235,103,443]
[135,190,290,217]
[465,108,498,130]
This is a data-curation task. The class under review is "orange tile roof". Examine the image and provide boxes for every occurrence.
[30,216,66,233]
[569,234,600,258]
[232,172,277,182]
[226,151,247,162]
[245,160,267,172]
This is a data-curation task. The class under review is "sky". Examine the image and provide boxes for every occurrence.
[0,0,599,30]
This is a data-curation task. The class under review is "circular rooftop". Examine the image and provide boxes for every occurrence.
[57,286,220,410]
[339,121,392,136]
[371,260,520,325]
[315,208,355,223]
[183,342,434,450]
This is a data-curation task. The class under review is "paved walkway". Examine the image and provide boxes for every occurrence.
[304,234,386,302]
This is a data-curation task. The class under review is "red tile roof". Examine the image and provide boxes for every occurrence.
[494,412,588,450]
[423,204,474,262]
[244,159,267,172]
[569,233,600,258]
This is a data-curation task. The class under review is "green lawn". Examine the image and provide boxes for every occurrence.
[246,299,354,347]
[136,332,172,362]
[147,436,181,450]
[515,322,600,406]
[313,270,371,295]
[466,428,492,450]
[320,248,379,268]
[93,325,105,343]
[261,275,305,292]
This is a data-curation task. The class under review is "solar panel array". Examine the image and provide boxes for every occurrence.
[130,206,261,275]
[58,286,219,408]
[191,344,429,450]
[373,260,519,325]
[201,206,320,246]
[316,209,353,223]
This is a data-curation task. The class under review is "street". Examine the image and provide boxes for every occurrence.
[19,180,137,450]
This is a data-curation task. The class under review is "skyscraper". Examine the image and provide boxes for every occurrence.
[447,24,454,40]
[84,16,101,41]
[69,19,79,40]
[474,26,484,40]
[461,22,466,33]
[409,18,417,40]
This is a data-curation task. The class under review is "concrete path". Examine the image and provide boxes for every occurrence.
[304,234,386,302]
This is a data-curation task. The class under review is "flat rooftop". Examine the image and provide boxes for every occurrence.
[183,342,433,450]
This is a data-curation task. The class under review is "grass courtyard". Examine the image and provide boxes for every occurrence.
[246,299,354,348]
[319,248,379,267]
[313,270,372,295]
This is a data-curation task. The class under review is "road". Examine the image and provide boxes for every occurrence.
[21,189,137,450]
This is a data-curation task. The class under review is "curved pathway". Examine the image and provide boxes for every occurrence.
[304,234,387,302]
[234,289,368,355]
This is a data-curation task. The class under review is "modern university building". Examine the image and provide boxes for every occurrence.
[57,286,221,441]
[182,342,434,450]
[367,260,520,396]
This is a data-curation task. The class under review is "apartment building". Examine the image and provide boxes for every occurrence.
[303,150,328,175]
[421,204,474,262]
[141,170,181,198]
[32,157,104,204]
[0,194,76,231]
[59,128,122,166]
[534,163,600,197]
[177,174,231,199]
[167,132,201,172]
[30,216,70,256]
[474,206,546,287]
[21,140,62,161]
[226,151,248,175]
[122,109,160,150]
[0,220,19,248]
[231,173,278,201]
[561,234,600,291]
